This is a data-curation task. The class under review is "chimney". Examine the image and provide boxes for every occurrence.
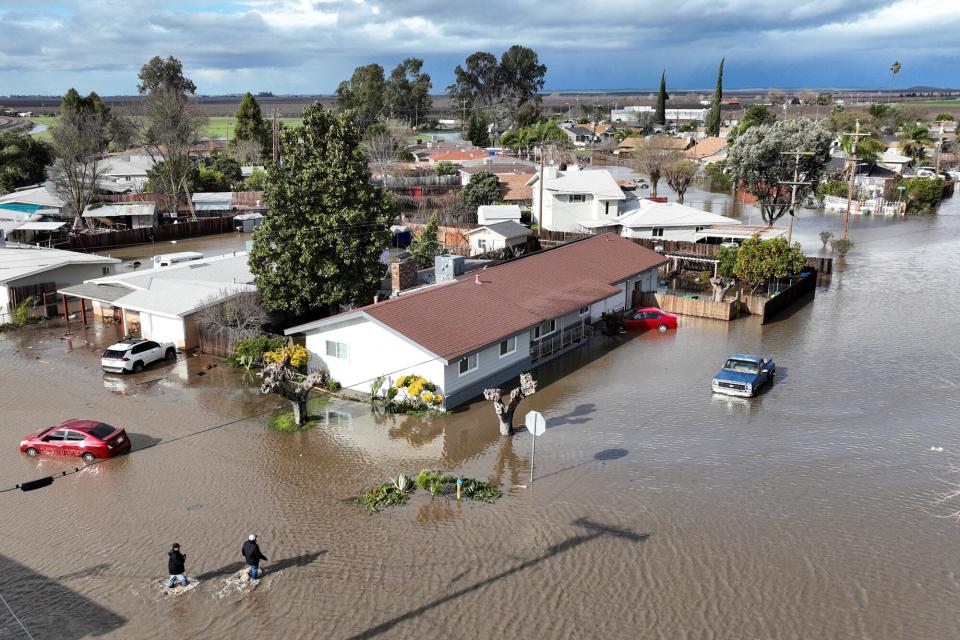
[391,258,417,293]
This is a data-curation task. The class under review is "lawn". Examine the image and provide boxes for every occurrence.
[27,115,304,141]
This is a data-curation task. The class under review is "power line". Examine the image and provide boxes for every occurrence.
[0,589,34,640]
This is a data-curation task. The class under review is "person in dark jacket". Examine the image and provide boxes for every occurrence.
[242,534,267,579]
[166,543,189,588]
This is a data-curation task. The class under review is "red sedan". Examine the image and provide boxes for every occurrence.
[623,307,678,333]
[20,419,131,462]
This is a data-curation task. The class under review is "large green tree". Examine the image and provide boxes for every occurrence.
[61,88,113,147]
[409,212,442,268]
[448,47,546,130]
[233,92,270,155]
[386,58,432,127]
[458,169,501,211]
[654,71,668,125]
[0,132,53,193]
[134,56,205,219]
[249,104,394,318]
[707,59,724,136]
[899,124,934,166]
[733,234,808,292]
[467,111,490,147]
[335,64,388,131]
[726,118,832,225]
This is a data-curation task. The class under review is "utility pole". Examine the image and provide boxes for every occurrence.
[935,121,945,175]
[271,108,280,165]
[537,144,546,236]
[841,119,868,240]
[778,150,813,243]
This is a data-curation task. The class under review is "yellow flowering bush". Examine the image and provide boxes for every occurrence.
[263,344,309,368]
[390,373,443,411]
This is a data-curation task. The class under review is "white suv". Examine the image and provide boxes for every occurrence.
[101,338,177,374]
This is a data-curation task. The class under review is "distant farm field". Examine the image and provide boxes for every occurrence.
[27,115,304,141]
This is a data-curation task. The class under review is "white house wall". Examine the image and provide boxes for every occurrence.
[303,316,445,396]
[1,263,116,320]
[143,313,187,348]
[620,225,705,242]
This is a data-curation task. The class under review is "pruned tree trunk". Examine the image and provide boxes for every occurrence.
[710,277,734,302]
[291,399,307,426]
[483,372,537,436]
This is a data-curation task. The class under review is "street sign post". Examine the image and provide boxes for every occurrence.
[525,411,546,485]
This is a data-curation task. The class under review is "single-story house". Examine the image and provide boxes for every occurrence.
[879,147,911,174]
[0,185,66,217]
[59,252,254,349]
[285,233,667,409]
[561,125,599,147]
[464,221,532,256]
[0,242,119,323]
[684,137,728,165]
[694,225,786,244]
[98,153,155,191]
[499,174,533,204]
[614,136,692,156]
[82,202,157,229]
[477,205,522,225]
[582,199,740,242]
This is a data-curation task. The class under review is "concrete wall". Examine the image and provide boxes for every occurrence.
[303,316,445,396]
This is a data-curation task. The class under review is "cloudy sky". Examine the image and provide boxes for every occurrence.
[0,0,957,96]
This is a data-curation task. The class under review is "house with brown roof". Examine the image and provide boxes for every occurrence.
[684,137,728,165]
[614,136,692,156]
[285,234,666,408]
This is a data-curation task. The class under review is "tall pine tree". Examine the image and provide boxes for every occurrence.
[233,92,270,153]
[249,104,394,319]
[707,59,724,137]
[654,71,669,125]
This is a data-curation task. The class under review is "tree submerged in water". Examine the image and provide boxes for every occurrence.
[483,372,537,436]
[260,354,327,426]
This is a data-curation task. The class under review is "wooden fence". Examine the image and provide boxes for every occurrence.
[758,268,817,324]
[64,217,236,251]
[197,327,285,358]
[637,291,739,321]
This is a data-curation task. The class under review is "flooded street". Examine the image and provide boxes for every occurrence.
[2,197,960,639]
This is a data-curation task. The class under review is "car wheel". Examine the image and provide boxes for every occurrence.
[165,348,176,361]
[81,452,96,462]
[657,324,668,333]
[133,361,144,373]
[25,447,39,457]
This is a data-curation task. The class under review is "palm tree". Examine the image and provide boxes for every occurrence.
[899,124,933,166]
[842,134,885,164]
[889,61,901,103]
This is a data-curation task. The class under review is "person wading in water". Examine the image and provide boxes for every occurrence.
[242,534,268,579]
[166,543,189,588]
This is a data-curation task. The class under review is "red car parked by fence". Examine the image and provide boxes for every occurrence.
[623,307,678,333]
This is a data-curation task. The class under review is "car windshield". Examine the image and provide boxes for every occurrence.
[723,359,759,374]
[88,423,116,439]
[103,349,127,358]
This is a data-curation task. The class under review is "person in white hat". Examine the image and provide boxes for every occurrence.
[241,534,268,579]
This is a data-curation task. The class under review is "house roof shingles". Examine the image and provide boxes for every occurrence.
[288,234,667,361]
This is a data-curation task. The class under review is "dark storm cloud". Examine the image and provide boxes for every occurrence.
[0,0,957,94]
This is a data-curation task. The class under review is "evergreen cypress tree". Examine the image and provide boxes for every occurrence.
[233,92,270,152]
[707,59,724,136]
[655,71,669,125]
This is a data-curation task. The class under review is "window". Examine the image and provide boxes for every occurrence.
[89,423,116,439]
[499,337,517,357]
[459,353,478,375]
[652,227,665,237]
[326,340,349,359]
[695,226,706,232]
[569,194,586,203]
[477,238,487,250]
[533,319,557,340]
[66,431,87,441]
[43,430,67,442]
[604,201,610,216]
[579,306,590,316]
[102,267,111,276]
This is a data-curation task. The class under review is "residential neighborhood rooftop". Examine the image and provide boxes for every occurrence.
[465,220,532,240]
[0,243,119,284]
[287,233,667,361]
[614,200,740,229]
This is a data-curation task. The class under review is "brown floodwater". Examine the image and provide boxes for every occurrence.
[2,197,960,639]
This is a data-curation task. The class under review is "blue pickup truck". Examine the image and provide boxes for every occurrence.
[711,354,776,397]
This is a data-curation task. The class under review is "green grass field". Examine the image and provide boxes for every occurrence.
[27,115,303,141]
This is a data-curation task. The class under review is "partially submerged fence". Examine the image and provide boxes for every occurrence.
[65,217,236,251]
[637,291,739,321]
